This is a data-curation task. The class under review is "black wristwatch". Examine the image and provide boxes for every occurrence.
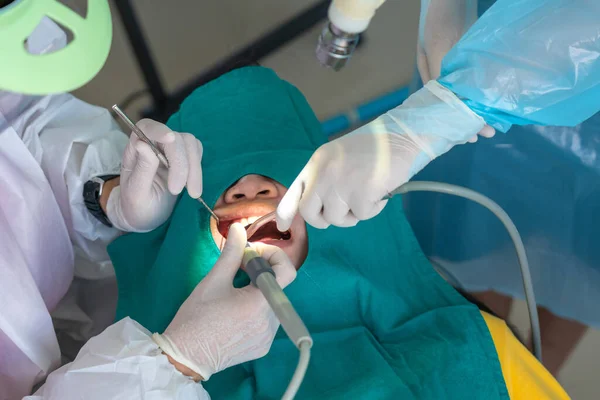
[83,174,119,227]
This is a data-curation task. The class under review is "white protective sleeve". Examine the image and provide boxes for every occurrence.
[25,318,210,400]
[1,72,127,281]
[0,17,129,399]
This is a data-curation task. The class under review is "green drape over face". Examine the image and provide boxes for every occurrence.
[108,67,508,399]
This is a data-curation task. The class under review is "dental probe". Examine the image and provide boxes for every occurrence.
[111,104,219,224]
[242,243,312,399]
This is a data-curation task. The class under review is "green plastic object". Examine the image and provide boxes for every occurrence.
[0,0,111,94]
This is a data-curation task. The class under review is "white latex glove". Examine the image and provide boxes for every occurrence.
[417,0,495,142]
[152,223,297,381]
[277,81,485,230]
[107,118,203,232]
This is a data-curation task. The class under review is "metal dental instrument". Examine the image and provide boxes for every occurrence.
[111,104,219,224]
[197,198,220,224]
[112,104,169,167]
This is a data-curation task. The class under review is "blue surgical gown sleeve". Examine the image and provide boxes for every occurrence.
[438,0,600,132]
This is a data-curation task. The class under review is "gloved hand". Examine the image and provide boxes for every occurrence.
[107,118,203,232]
[152,223,297,381]
[277,81,485,230]
[417,0,494,142]
[277,133,419,229]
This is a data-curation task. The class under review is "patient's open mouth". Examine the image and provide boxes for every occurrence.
[217,217,291,241]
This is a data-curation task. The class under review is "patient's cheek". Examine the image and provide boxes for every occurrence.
[213,195,226,208]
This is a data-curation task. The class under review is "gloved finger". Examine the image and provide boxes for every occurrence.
[250,242,297,288]
[333,212,359,228]
[202,223,247,294]
[478,124,496,138]
[182,134,203,198]
[299,189,330,229]
[348,196,388,221]
[163,134,189,195]
[371,200,388,219]
[277,176,304,232]
[121,135,140,172]
[321,187,351,226]
[297,162,331,229]
[126,141,160,198]
[136,119,176,144]
[468,135,478,143]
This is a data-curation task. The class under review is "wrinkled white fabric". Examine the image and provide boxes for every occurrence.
[0,124,69,399]
[25,318,209,400]
[277,81,485,230]
[153,224,297,380]
[0,19,127,399]
[106,119,204,232]
[0,95,127,398]
[417,0,495,142]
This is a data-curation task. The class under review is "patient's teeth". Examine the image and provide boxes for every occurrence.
[230,216,263,228]
[232,218,246,226]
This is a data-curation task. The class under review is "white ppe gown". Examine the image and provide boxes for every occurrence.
[0,76,212,400]
[0,17,210,399]
[0,90,128,399]
[0,94,213,398]
[0,18,128,398]
[24,319,209,400]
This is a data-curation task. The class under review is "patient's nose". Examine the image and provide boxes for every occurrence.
[224,174,280,203]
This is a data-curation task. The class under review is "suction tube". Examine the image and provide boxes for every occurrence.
[242,245,313,399]
[392,181,542,362]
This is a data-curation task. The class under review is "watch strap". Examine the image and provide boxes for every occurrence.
[83,174,119,227]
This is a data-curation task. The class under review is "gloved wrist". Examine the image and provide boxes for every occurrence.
[352,80,485,180]
[154,333,209,381]
[105,186,149,233]
[99,177,120,214]
[106,185,174,233]
[164,352,204,382]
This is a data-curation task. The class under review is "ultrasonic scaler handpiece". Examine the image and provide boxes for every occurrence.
[242,244,312,349]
